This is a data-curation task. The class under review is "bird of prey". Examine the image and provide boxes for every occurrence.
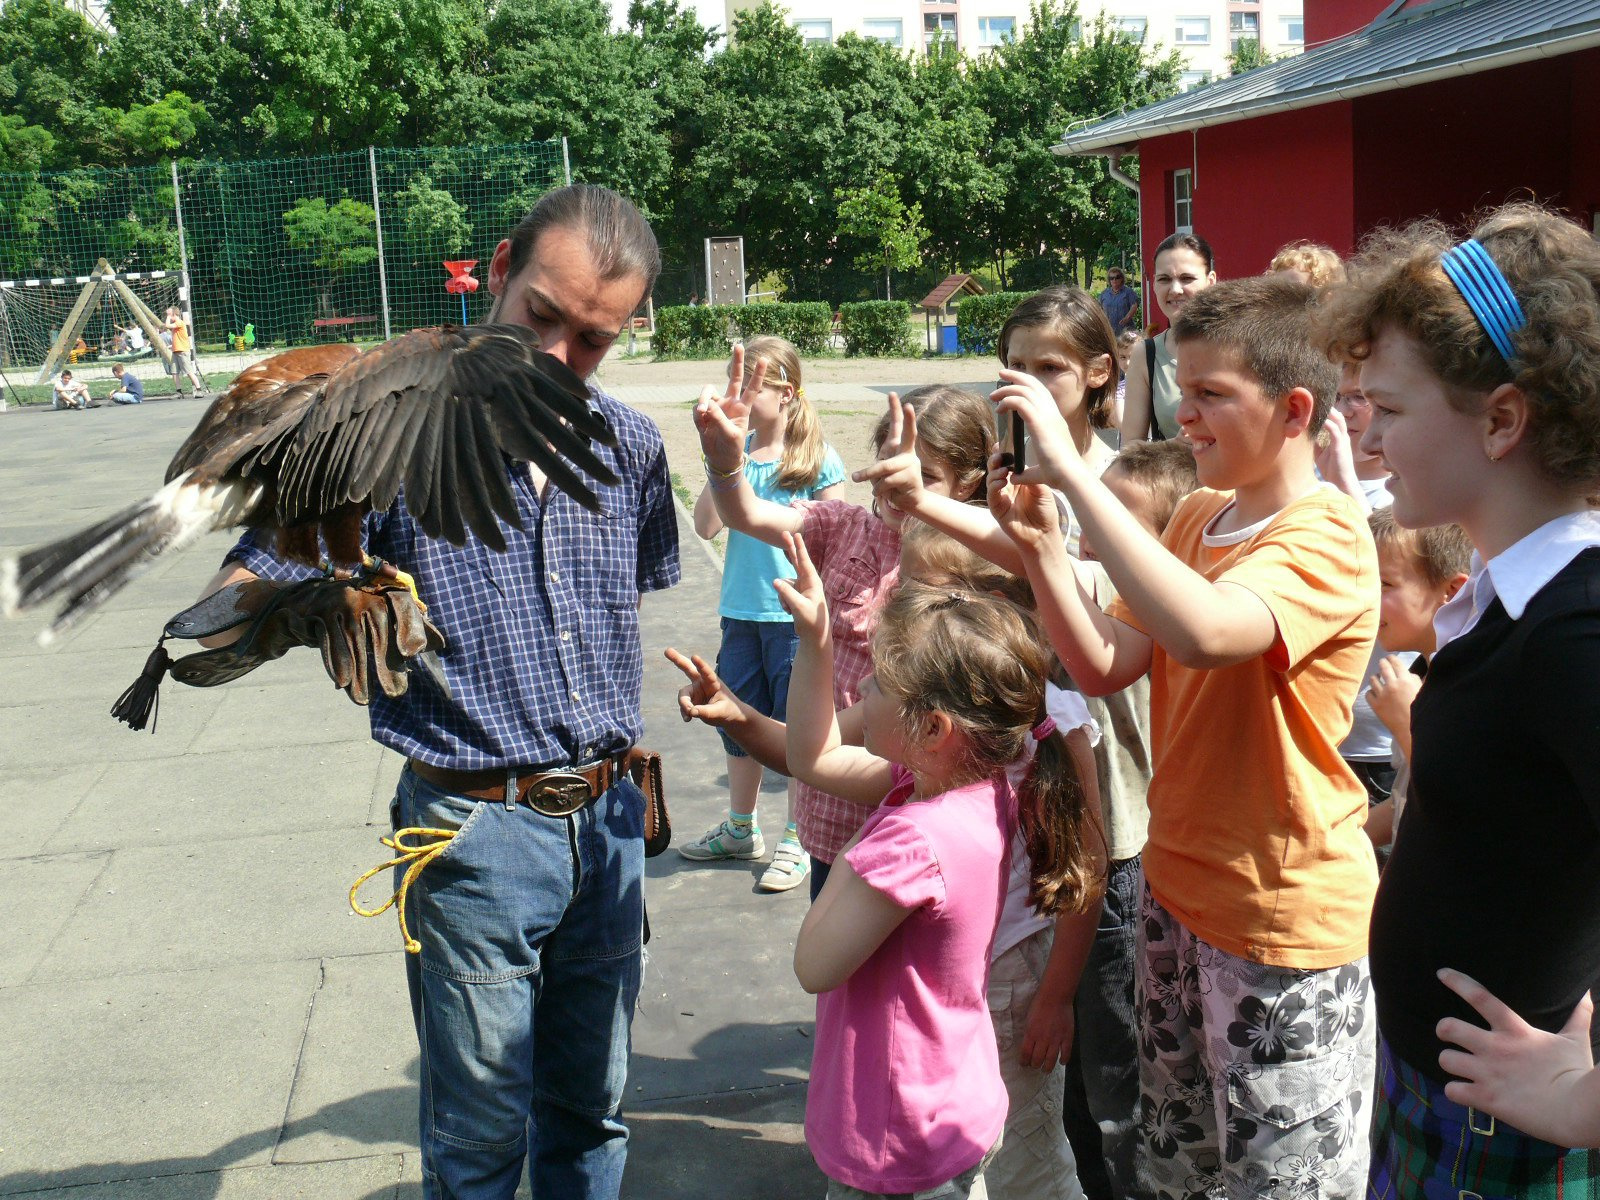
[1,323,619,643]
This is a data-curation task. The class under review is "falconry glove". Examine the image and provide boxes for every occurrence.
[111,576,447,731]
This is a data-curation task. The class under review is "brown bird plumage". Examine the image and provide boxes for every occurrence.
[2,324,619,642]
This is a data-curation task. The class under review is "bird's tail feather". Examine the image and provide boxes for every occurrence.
[0,473,256,644]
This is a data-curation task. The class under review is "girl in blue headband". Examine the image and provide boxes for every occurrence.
[1320,202,1600,1197]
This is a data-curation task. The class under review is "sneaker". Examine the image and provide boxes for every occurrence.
[678,819,765,861]
[758,838,811,892]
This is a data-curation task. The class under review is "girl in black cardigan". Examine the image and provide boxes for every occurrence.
[1319,202,1600,1198]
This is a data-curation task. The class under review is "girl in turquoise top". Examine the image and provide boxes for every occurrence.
[683,336,847,890]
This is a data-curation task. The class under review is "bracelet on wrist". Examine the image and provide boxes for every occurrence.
[703,453,747,479]
[709,466,747,492]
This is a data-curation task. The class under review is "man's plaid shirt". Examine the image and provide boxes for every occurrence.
[227,387,679,770]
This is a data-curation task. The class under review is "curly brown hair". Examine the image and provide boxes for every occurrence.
[1317,202,1600,491]
[871,583,1103,916]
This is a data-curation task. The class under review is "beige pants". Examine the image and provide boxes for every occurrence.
[986,927,1088,1200]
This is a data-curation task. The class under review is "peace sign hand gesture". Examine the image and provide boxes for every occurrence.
[771,531,830,644]
[693,343,766,472]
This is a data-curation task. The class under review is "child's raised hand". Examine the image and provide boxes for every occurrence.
[1367,654,1421,735]
[1314,406,1364,503]
[992,368,1080,487]
[990,474,1062,553]
[772,531,829,642]
[664,648,742,727]
[852,393,925,516]
[1436,968,1600,1148]
[693,343,765,471]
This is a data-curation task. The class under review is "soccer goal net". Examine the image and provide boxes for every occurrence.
[0,266,180,384]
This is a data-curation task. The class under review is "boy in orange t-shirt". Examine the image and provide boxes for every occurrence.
[164,305,205,397]
[990,275,1379,1198]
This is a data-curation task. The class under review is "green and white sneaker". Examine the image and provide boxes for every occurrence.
[678,819,766,861]
[758,838,811,892]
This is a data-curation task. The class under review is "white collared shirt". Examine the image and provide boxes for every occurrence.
[1434,510,1600,649]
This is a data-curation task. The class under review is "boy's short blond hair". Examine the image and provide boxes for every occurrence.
[1368,508,1472,589]
[1108,439,1200,536]
[1269,241,1346,289]
[1171,276,1340,434]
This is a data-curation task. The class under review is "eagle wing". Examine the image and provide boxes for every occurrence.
[187,325,619,551]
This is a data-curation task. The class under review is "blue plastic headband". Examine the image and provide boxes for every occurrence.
[1439,238,1526,366]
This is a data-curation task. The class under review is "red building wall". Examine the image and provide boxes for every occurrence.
[1132,47,1600,313]
[1351,56,1583,234]
[1305,0,1391,45]
[1136,105,1355,313]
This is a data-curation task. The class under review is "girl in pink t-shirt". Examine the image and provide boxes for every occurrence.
[774,534,1101,1198]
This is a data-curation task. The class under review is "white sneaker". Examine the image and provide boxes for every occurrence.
[678,819,765,861]
[758,839,811,892]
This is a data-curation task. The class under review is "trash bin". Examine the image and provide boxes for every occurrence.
[940,323,959,354]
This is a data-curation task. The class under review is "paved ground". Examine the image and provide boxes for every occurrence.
[0,357,996,1199]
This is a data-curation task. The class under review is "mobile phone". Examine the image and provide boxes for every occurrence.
[995,391,1027,474]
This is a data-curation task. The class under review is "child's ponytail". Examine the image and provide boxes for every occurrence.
[1018,720,1104,916]
[743,335,827,491]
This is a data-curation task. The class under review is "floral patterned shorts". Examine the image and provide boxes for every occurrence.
[1135,881,1376,1199]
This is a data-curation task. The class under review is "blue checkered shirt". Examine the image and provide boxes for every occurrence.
[226,387,680,770]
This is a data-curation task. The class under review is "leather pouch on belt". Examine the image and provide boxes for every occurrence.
[626,747,671,857]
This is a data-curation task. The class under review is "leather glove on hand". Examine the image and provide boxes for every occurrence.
[262,580,445,705]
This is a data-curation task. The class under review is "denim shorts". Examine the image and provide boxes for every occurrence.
[715,616,799,758]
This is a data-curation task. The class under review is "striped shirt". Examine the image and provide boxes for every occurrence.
[226,387,679,770]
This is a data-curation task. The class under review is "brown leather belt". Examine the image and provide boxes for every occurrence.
[409,752,628,818]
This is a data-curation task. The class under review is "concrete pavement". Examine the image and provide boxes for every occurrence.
[0,391,841,1198]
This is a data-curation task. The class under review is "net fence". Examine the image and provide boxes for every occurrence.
[0,139,568,400]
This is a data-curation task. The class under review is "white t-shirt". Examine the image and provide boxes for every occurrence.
[993,685,1100,959]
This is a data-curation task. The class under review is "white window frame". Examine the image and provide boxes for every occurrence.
[1280,14,1304,43]
[923,11,957,47]
[978,15,1016,46]
[1174,168,1194,233]
[1179,70,1211,91]
[1174,15,1211,44]
[794,17,832,44]
[863,17,903,45]
[1117,15,1148,40]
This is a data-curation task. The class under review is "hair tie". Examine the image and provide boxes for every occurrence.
[1439,239,1526,367]
[794,385,805,400]
[1031,716,1056,741]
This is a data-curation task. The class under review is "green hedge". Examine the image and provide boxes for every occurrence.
[652,302,833,359]
[838,301,914,357]
[955,291,1035,355]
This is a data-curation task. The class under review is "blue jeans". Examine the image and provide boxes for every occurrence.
[110,389,141,404]
[394,765,645,1200]
[1062,854,1148,1200]
[714,616,798,758]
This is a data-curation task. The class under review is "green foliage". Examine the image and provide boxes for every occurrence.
[283,197,379,276]
[956,291,1034,354]
[834,176,928,302]
[1228,39,1279,75]
[652,301,832,359]
[838,301,914,357]
[397,175,473,263]
[652,303,727,358]
[100,92,207,161]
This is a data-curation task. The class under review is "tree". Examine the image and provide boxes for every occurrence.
[970,3,1179,286]
[397,175,473,263]
[835,175,928,300]
[676,2,841,291]
[283,197,378,317]
[0,0,106,167]
[1228,38,1277,75]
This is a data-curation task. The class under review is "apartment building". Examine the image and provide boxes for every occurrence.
[723,0,1306,84]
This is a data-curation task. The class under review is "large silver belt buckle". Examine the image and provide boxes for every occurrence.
[525,771,593,817]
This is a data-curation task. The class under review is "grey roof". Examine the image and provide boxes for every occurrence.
[1054,0,1600,156]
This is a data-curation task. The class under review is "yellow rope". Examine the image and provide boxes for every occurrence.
[349,826,457,953]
